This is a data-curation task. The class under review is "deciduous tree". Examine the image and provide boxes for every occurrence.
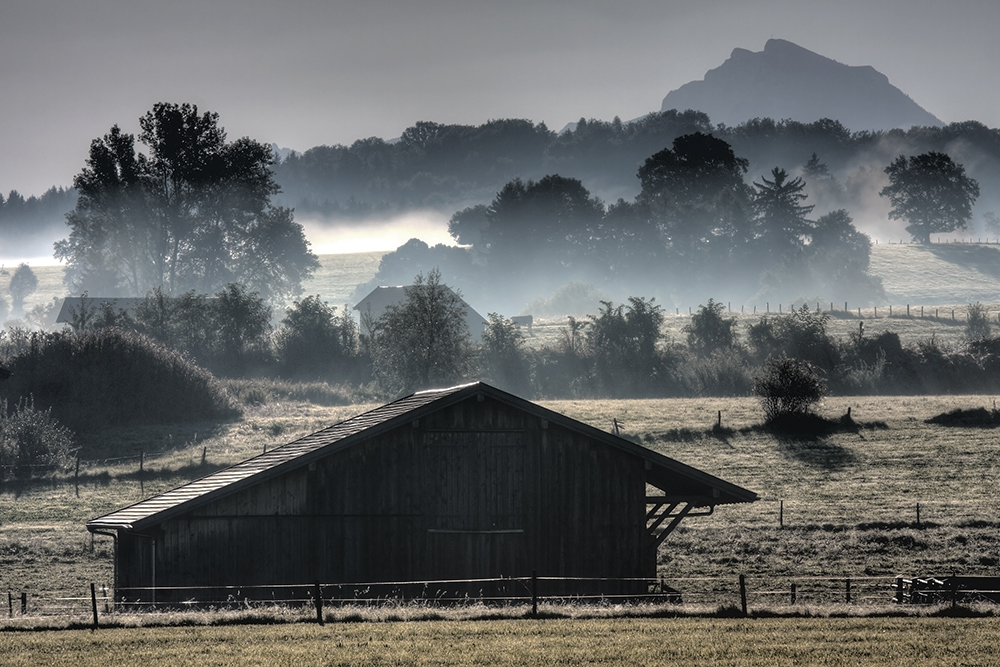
[879,152,980,244]
[368,269,473,395]
[56,103,318,304]
[8,264,38,315]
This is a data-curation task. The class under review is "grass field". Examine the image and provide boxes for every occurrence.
[3,393,1000,611]
[1,616,999,666]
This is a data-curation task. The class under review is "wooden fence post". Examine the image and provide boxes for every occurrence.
[75,454,81,498]
[846,578,851,604]
[739,574,747,616]
[91,583,99,629]
[7,592,11,618]
[790,583,796,605]
[895,577,904,603]
[779,500,783,528]
[531,570,538,618]
[21,592,26,614]
[314,582,324,625]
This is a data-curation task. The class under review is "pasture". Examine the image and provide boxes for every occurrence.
[3,393,1000,609]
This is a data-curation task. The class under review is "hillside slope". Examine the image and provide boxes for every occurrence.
[869,242,1000,305]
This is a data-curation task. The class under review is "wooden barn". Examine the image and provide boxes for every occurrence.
[87,382,756,604]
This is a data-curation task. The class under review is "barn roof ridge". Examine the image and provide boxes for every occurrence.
[88,382,755,533]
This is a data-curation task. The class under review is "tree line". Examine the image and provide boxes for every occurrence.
[272,113,999,224]
[362,131,977,313]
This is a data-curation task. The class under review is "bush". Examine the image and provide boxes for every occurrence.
[276,295,360,382]
[0,328,239,433]
[0,396,74,479]
[753,356,826,422]
[966,302,991,341]
[684,298,738,356]
[478,313,533,396]
[747,305,839,372]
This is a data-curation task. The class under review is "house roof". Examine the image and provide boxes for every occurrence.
[353,285,487,338]
[88,382,757,533]
[56,297,145,324]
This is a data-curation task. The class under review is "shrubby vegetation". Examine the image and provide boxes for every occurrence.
[0,396,74,479]
[753,357,826,422]
[0,328,238,432]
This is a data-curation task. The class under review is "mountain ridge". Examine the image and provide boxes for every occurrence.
[661,39,942,131]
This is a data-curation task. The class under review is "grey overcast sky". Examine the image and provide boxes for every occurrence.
[2,0,998,197]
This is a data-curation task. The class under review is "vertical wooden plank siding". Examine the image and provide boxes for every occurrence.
[127,395,652,600]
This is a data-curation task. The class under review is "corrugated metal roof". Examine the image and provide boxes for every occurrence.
[87,383,472,531]
[88,381,757,532]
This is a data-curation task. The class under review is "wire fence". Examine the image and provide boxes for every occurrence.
[8,572,1000,628]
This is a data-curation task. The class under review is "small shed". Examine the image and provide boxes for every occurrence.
[88,382,756,603]
[354,285,487,340]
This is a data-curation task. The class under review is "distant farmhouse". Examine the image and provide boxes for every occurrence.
[88,382,756,604]
[354,285,488,341]
[55,297,145,326]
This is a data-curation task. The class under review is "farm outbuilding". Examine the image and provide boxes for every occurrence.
[354,285,488,341]
[88,382,756,604]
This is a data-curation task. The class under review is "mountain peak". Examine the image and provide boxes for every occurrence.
[661,39,941,131]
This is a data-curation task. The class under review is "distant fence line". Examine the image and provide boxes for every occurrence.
[667,301,991,322]
[5,572,996,627]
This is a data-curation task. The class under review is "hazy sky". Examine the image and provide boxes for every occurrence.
[2,0,998,198]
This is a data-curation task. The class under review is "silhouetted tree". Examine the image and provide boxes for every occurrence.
[879,152,980,244]
[481,175,605,272]
[447,204,489,246]
[56,103,318,304]
[8,264,38,316]
[752,167,814,251]
[636,133,751,265]
[213,283,272,376]
[808,209,884,301]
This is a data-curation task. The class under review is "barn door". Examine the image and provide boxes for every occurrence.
[422,430,527,581]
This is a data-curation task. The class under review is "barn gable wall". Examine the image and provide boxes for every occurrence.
[118,394,652,598]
